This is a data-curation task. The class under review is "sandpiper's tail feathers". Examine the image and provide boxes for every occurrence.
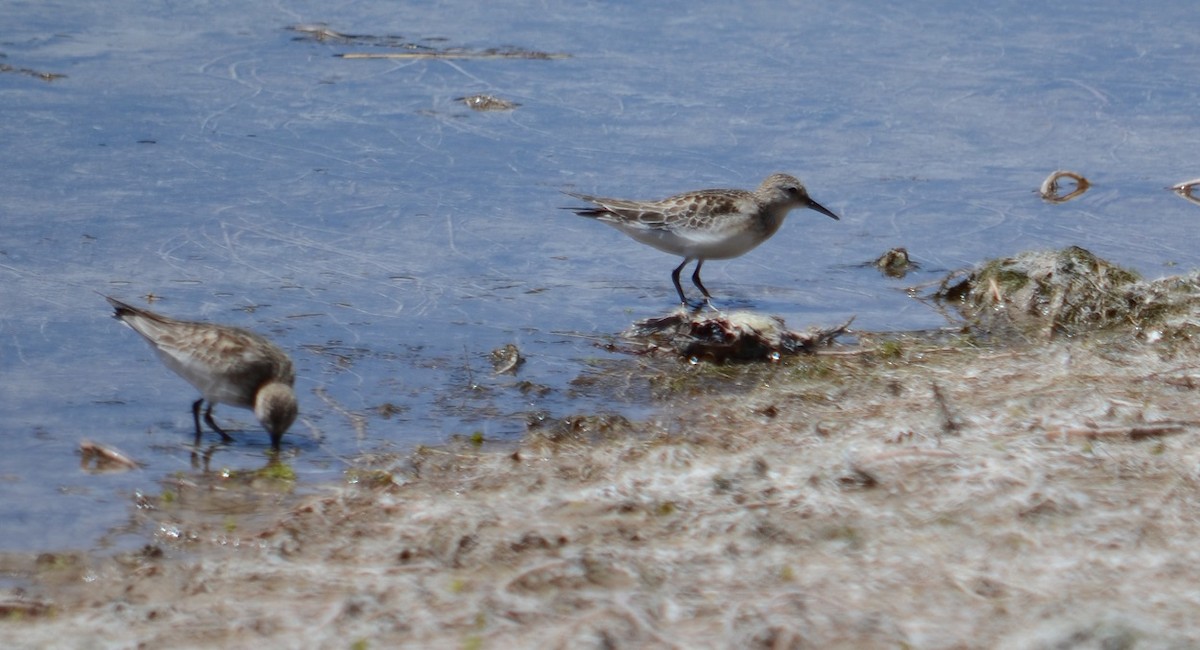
[561,190,599,203]
[561,191,675,229]
[106,295,180,341]
[106,295,153,321]
[561,191,611,218]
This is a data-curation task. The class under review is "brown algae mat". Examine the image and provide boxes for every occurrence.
[6,247,1200,648]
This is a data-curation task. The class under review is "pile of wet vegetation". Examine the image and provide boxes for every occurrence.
[622,310,854,363]
[615,246,1200,364]
[934,246,1200,342]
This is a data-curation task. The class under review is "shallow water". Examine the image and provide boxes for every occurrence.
[2,0,1198,552]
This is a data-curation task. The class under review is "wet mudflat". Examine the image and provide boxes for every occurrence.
[7,251,1200,646]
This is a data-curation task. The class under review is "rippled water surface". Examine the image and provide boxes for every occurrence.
[2,0,1198,551]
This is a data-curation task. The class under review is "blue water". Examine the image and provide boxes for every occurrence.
[2,0,1198,552]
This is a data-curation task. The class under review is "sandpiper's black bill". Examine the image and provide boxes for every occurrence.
[807,198,840,221]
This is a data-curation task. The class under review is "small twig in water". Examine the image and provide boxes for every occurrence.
[931,382,962,435]
[337,51,569,60]
[314,386,368,440]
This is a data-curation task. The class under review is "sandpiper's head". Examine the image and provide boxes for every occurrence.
[758,173,840,221]
[255,382,298,447]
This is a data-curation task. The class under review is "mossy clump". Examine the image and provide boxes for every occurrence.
[874,247,915,278]
[875,339,906,360]
[256,461,297,482]
[931,246,1200,340]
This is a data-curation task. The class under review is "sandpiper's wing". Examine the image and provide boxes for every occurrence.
[107,297,294,396]
[107,297,202,356]
[564,189,752,232]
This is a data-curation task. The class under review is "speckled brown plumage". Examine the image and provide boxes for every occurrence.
[107,296,298,447]
[564,173,839,305]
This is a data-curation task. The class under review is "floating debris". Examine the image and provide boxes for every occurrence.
[285,23,432,46]
[873,247,915,278]
[1039,170,1090,203]
[624,309,853,363]
[457,94,521,111]
[337,49,569,60]
[80,440,141,473]
[286,25,569,60]
[286,23,364,43]
[490,343,524,375]
[376,402,406,419]
[1169,178,1200,207]
[0,63,66,82]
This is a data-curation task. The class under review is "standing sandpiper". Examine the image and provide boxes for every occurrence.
[564,173,839,305]
[106,296,299,448]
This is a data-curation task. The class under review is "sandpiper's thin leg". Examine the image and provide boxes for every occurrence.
[191,399,205,444]
[691,259,712,302]
[671,259,692,305]
[202,402,236,442]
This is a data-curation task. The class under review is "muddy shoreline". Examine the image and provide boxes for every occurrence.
[5,250,1200,648]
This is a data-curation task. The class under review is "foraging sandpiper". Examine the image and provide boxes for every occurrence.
[106,296,298,448]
